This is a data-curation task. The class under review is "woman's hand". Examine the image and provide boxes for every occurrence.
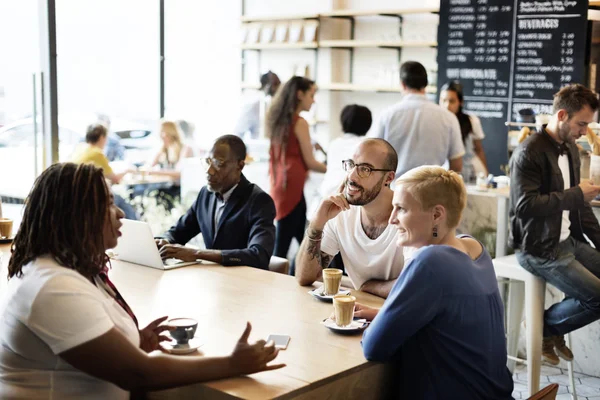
[354,303,379,321]
[139,316,174,353]
[229,322,285,375]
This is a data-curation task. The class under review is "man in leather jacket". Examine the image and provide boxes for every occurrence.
[510,84,600,365]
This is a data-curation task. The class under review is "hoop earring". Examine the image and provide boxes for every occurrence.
[432,226,438,238]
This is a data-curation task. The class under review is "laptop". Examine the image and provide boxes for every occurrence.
[111,219,199,270]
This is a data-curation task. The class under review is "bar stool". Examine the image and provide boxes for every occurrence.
[493,254,577,398]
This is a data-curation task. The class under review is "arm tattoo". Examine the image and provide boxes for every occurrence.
[305,228,333,268]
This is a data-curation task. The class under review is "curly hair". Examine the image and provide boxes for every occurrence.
[8,162,110,280]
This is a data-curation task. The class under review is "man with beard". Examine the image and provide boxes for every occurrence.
[295,139,403,298]
[155,135,276,270]
[510,84,600,365]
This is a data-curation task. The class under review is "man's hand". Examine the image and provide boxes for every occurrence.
[579,180,600,202]
[312,181,350,229]
[155,239,170,250]
[229,322,285,375]
[139,316,174,353]
[158,244,197,262]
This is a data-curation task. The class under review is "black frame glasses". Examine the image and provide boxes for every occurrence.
[342,159,394,178]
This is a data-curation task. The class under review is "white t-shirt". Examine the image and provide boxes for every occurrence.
[558,154,571,242]
[370,93,465,178]
[0,256,140,399]
[321,206,405,289]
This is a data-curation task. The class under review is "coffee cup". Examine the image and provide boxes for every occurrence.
[333,295,356,327]
[168,318,198,345]
[322,268,343,295]
[0,218,13,239]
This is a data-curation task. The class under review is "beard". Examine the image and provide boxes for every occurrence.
[558,121,575,143]
[345,175,386,206]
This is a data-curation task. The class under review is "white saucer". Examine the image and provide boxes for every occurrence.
[322,317,369,334]
[308,287,351,302]
[162,337,203,355]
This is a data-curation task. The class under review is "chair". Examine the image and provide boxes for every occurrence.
[526,383,559,400]
[268,256,289,275]
[493,254,577,398]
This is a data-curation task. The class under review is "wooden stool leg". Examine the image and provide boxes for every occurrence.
[525,277,545,396]
[506,280,525,373]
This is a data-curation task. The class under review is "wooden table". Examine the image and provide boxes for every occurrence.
[0,244,392,399]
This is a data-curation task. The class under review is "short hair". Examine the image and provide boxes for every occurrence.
[214,134,247,161]
[395,166,466,228]
[341,105,372,136]
[553,84,599,116]
[362,138,398,171]
[86,123,108,144]
[400,61,428,90]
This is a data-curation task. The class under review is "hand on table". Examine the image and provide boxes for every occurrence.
[354,303,379,321]
[139,316,174,353]
[229,322,285,375]
[159,244,198,262]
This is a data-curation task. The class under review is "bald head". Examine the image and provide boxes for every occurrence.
[358,138,398,171]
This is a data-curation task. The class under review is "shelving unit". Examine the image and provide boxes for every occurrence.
[240,7,440,90]
[319,7,439,17]
[591,0,600,7]
[319,40,437,48]
[241,13,319,22]
[241,42,318,50]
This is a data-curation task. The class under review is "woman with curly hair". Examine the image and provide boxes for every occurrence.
[0,162,283,399]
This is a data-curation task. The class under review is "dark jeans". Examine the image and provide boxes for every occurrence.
[517,236,600,337]
[274,196,306,276]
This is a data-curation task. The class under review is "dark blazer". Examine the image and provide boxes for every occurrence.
[509,129,600,259]
[163,174,276,269]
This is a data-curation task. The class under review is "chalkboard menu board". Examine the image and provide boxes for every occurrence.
[438,0,588,175]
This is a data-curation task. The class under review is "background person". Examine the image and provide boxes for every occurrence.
[439,81,488,182]
[71,123,138,220]
[266,76,326,272]
[371,61,464,178]
[234,71,281,139]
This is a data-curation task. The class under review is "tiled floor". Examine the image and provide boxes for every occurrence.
[512,363,600,399]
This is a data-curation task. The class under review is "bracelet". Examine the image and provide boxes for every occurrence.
[305,228,323,241]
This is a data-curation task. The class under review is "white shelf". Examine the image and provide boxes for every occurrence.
[319,82,437,94]
[319,40,437,48]
[320,7,439,17]
[241,8,439,22]
[241,13,319,22]
[241,42,318,50]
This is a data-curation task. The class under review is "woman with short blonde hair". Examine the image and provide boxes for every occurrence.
[357,166,513,399]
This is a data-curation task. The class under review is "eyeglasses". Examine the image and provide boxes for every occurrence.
[200,157,227,171]
[342,159,394,179]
